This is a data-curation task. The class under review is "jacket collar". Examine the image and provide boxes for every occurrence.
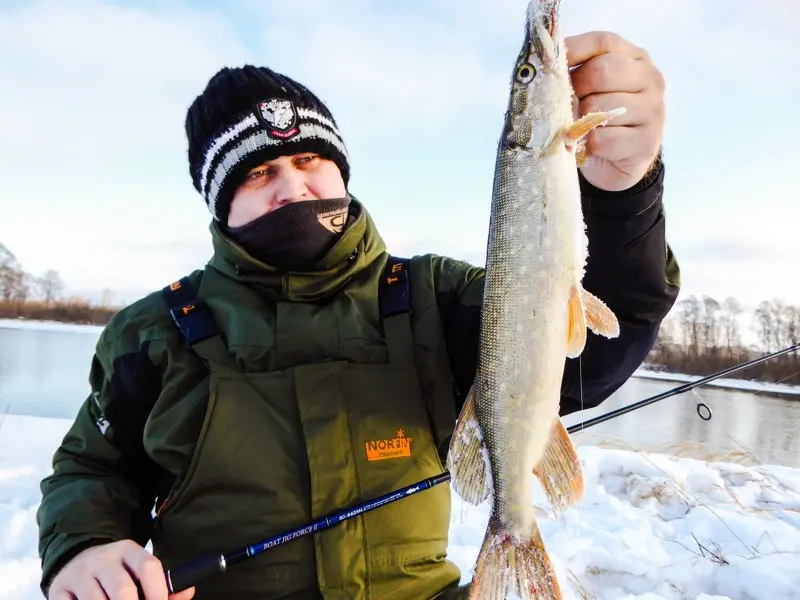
[206,197,387,301]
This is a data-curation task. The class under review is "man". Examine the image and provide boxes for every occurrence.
[37,30,680,600]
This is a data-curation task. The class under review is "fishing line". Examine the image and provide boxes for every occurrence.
[748,368,800,399]
[579,354,585,431]
[146,344,797,597]
[590,431,757,559]
[567,344,799,433]
[689,363,800,421]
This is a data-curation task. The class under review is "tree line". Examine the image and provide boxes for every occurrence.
[647,295,799,385]
[0,242,119,324]
[2,241,799,386]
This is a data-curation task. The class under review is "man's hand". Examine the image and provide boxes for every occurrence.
[47,540,196,600]
[566,31,665,192]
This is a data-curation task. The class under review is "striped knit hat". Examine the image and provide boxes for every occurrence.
[185,65,350,223]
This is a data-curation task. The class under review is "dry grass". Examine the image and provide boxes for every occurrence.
[576,428,778,469]
[584,432,760,557]
[0,298,118,325]
[567,569,594,599]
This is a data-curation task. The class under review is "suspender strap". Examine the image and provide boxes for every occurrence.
[161,275,240,372]
[162,277,218,347]
[378,255,456,458]
[378,256,414,364]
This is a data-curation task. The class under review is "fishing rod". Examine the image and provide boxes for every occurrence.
[142,472,453,597]
[143,344,797,597]
[566,343,799,434]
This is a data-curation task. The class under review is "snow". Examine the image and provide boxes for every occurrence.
[6,317,799,396]
[1,415,798,599]
[633,367,800,397]
[0,318,105,336]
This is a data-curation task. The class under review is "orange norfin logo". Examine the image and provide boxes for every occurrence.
[366,428,413,462]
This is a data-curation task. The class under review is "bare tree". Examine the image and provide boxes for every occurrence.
[720,296,742,358]
[769,298,788,354]
[0,242,119,325]
[647,316,677,367]
[787,305,799,346]
[99,288,117,309]
[659,317,677,345]
[701,295,721,356]
[0,243,21,301]
[677,296,701,358]
[645,292,798,384]
[753,300,775,353]
[37,269,64,303]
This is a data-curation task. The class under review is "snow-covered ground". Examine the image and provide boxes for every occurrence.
[1,414,798,600]
[634,367,800,397]
[0,318,105,335]
[4,318,799,393]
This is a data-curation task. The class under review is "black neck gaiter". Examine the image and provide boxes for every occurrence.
[225,197,351,271]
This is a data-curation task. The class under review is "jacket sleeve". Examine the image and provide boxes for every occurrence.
[433,158,680,417]
[36,326,162,595]
[559,159,680,414]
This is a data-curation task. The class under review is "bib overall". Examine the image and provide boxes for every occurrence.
[150,256,470,599]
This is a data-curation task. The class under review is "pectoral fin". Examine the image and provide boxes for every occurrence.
[562,108,626,145]
[446,383,491,506]
[579,287,620,339]
[544,108,625,157]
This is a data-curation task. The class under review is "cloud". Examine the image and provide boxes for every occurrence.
[0,0,249,162]
[1,0,798,307]
[236,0,514,148]
[681,239,797,266]
[0,0,247,290]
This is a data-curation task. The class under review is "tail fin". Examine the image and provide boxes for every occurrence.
[468,516,563,600]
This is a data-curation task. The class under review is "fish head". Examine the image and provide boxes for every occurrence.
[502,0,573,153]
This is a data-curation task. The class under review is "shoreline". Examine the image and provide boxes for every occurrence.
[0,317,105,335]
[633,367,800,398]
[3,317,799,397]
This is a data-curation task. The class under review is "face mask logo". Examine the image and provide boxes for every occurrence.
[317,207,348,233]
[256,98,300,140]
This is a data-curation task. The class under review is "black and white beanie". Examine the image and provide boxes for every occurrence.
[185,65,350,223]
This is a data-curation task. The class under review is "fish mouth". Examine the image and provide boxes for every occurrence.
[541,0,561,37]
[528,0,562,69]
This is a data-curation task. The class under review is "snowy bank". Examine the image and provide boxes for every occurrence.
[4,318,798,397]
[633,367,800,397]
[1,414,798,599]
[0,318,105,336]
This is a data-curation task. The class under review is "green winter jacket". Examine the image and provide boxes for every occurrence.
[37,199,477,599]
[37,184,680,599]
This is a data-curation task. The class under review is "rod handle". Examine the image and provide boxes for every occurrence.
[165,553,226,594]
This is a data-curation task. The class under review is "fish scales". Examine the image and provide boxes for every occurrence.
[479,124,584,537]
[446,1,624,598]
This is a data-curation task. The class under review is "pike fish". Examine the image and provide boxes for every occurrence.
[446,1,625,598]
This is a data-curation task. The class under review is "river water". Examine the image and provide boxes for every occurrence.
[1,321,798,468]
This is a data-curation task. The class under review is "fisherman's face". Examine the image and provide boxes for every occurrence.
[227,153,347,227]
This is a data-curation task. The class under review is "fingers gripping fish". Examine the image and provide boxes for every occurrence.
[446,1,624,598]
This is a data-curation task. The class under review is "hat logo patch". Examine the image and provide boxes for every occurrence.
[256,98,300,140]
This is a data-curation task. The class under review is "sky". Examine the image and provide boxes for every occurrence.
[1,0,798,327]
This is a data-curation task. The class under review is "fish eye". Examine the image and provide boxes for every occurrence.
[516,63,536,84]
